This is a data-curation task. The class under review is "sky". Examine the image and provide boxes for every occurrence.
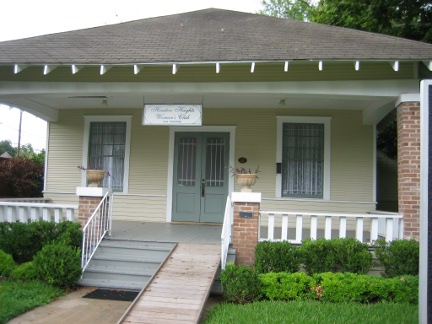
[0,0,263,152]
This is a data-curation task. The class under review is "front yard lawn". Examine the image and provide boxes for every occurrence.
[204,300,417,324]
[0,279,64,324]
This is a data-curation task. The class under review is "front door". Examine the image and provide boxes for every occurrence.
[172,132,229,223]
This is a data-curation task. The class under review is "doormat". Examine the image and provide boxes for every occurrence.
[82,288,139,302]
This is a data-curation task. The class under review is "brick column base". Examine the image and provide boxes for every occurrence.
[78,196,103,227]
[231,192,261,266]
[76,187,110,228]
[397,101,420,239]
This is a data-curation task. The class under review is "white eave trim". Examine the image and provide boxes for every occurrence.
[2,59,427,74]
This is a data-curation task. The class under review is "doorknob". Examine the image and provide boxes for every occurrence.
[201,179,206,197]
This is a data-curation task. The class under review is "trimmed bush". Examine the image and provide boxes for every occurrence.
[0,221,82,263]
[220,263,262,304]
[313,272,418,304]
[255,241,301,273]
[331,238,371,274]
[11,261,39,281]
[33,243,81,288]
[257,271,418,304]
[260,272,316,301]
[300,239,336,274]
[374,239,419,277]
[0,250,16,277]
[300,238,372,275]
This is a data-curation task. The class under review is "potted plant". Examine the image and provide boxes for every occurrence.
[230,166,260,192]
[77,165,110,187]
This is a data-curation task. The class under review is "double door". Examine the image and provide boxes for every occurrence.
[172,132,229,223]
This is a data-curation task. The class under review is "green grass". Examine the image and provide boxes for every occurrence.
[204,301,418,324]
[0,279,64,324]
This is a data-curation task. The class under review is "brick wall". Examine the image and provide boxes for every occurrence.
[232,201,260,266]
[397,101,420,239]
[78,196,102,227]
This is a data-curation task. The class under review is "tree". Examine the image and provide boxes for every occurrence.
[260,0,432,43]
[0,140,17,156]
[259,0,316,21]
[0,157,44,197]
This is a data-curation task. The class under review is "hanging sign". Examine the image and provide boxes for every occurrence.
[143,104,202,126]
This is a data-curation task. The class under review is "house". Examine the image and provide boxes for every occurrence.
[0,8,431,242]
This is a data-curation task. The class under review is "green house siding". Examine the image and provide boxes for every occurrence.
[44,106,374,222]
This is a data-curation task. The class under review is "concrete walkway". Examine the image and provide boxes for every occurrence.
[8,287,132,324]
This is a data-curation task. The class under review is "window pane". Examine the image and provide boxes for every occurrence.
[88,122,126,192]
[177,137,197,186]
[282,123,324,198]
[205,137,225,187]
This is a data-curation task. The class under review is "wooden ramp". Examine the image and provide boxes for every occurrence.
[119,243,221,324]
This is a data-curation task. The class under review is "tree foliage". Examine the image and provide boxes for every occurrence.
[0,140,17,157]
[0,157,44,197]
[260,0,432,43]
[259,0,315,21]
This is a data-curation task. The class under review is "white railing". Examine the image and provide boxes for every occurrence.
[221,195,233,269]
[0,197,52,203]
[259,211,403,244]
[81,191,112,272]
[0,201,77,223]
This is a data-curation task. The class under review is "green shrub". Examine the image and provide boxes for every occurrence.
[0,250,16,277]
[391,275,419,304]
[374,239,419,277]
[331,238,371,274]
[220,263,262,304]
[255,241,301,273]
[312,272,418,304]
[0,221,82,263]
[300,238,372,275]
[11,261,39,281]
[260,272,316,301]
[33,243,81,288]
[300,239,336,274]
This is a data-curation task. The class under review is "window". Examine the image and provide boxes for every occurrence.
[83,116,131,193]
[276,117,330,199]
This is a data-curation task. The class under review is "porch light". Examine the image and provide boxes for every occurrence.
[278,99,286,106]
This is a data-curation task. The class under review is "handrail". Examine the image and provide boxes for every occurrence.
[221,195,233,269]
[0,201,77,223]
[81,191,112,272]
[259,210,403,244]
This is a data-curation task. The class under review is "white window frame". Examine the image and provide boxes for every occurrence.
[276,116,331,200]
[82,115,132,193]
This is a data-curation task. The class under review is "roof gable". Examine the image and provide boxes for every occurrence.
[0,8,431,65]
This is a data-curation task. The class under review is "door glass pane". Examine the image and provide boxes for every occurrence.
[205,137,225,187]
[282,123,324,198]
[177,137,197,186]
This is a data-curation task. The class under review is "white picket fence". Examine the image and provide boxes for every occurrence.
[0,200,77,223]
[259,210,403,244]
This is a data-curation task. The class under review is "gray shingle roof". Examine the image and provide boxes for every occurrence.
[0,8,431,64]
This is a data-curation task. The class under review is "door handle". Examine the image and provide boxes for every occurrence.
[201,179,206,197]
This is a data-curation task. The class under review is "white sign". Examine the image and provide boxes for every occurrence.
[143,104,202,126]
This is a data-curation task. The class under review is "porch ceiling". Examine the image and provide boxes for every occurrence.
[0,79,419,125]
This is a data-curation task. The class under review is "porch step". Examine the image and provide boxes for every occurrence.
[79,238,176,291]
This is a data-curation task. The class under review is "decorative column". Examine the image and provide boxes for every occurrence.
[76,187,110,227]
[397,98,420,239]
[231,192,262,266]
